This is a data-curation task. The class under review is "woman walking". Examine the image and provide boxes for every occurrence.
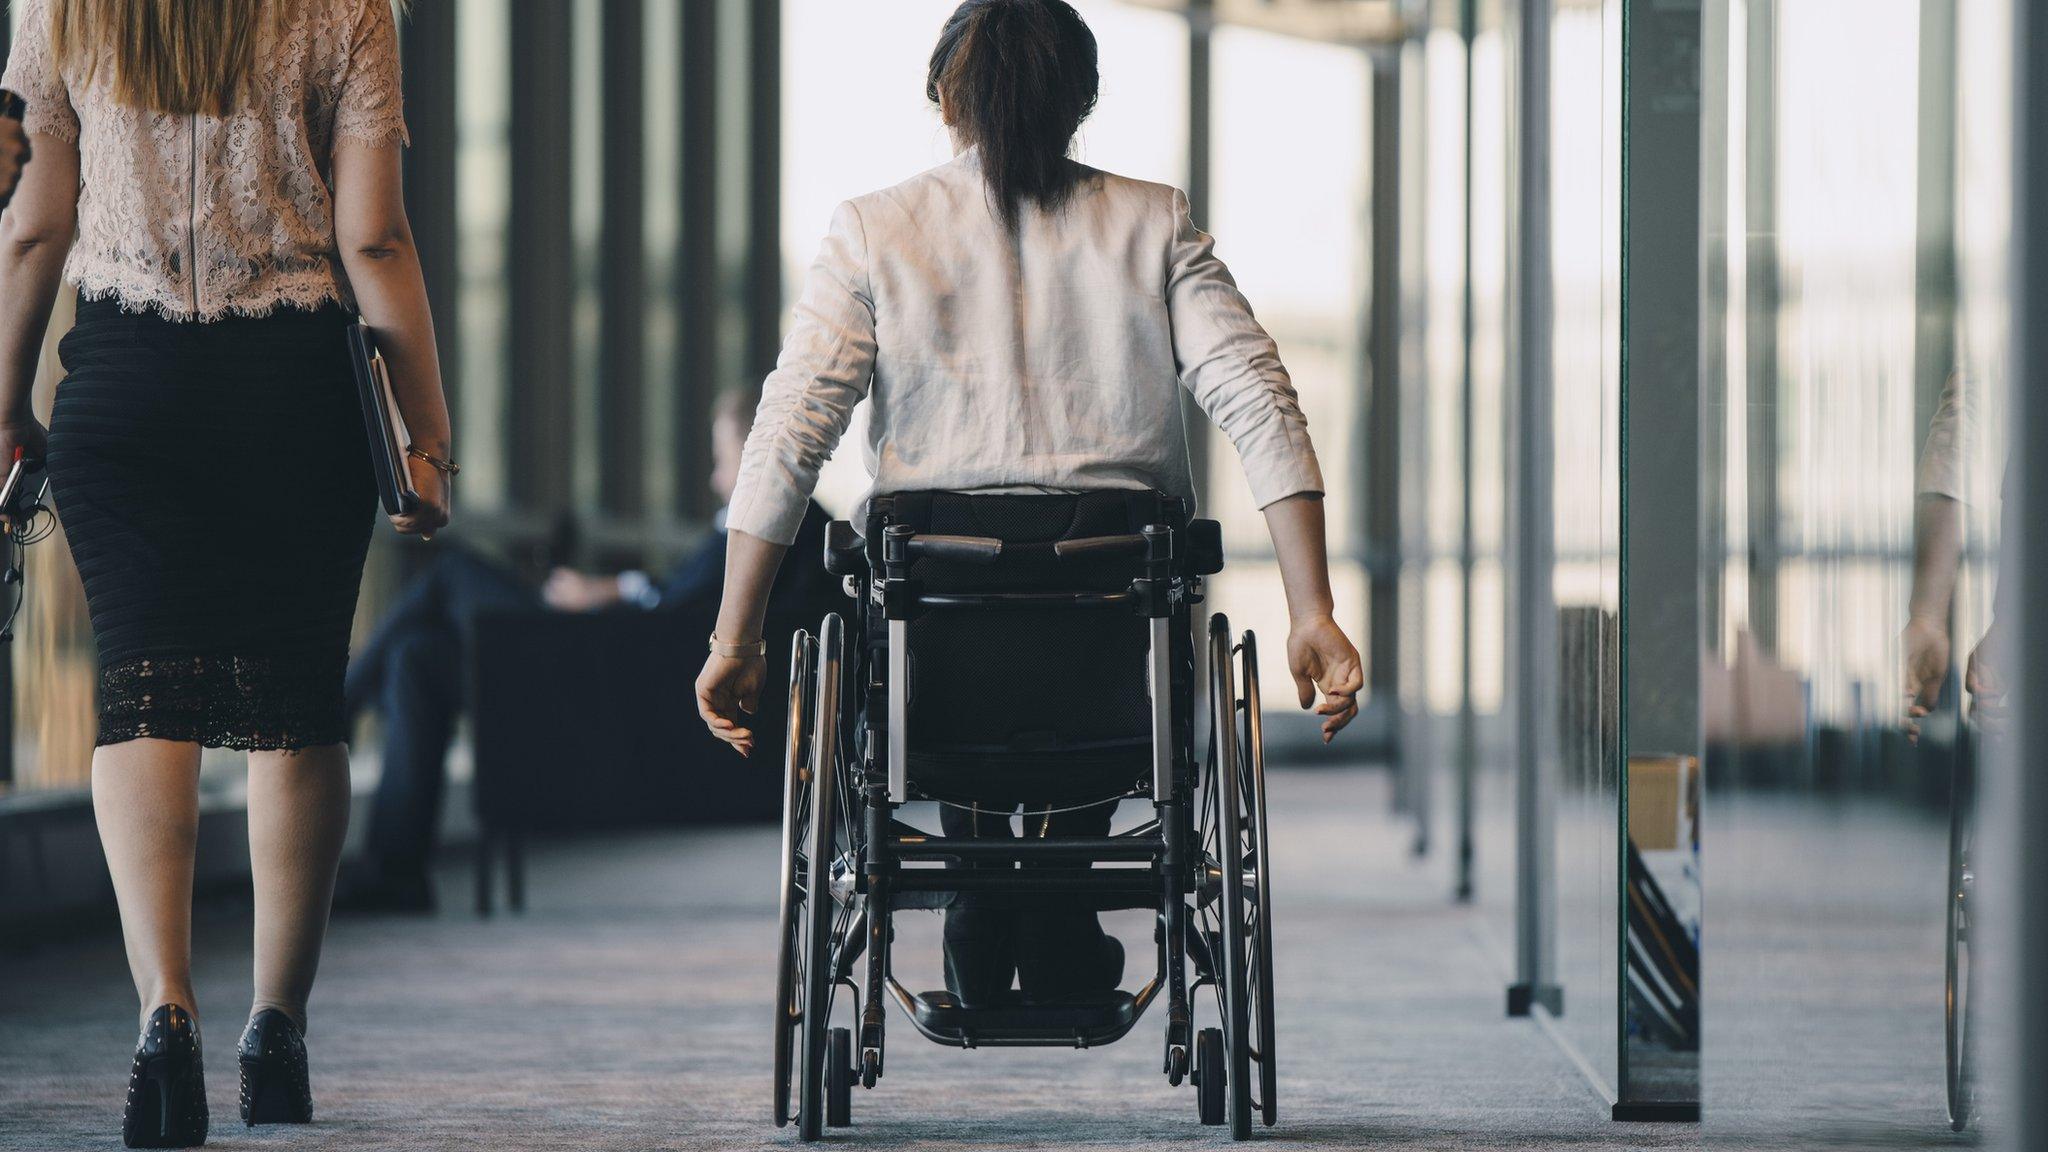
[0,0,452,1144]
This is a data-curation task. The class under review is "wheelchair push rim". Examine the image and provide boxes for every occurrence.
[1203,613,1272,1140]
[1238,631,1279,1128]
[772,629,818,1130]
[1944,733,1976,1133]
[769,615,854,1142]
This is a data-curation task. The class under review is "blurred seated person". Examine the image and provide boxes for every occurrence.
[338,390,830,912]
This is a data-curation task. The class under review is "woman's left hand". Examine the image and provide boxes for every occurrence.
[696,652,767,758]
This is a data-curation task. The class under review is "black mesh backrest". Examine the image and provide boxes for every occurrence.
[866,490,1186,768]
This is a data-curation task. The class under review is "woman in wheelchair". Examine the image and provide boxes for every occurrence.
[694,0,1359,1138]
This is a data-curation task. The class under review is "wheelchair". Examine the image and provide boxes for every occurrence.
[770,490,1277,1140]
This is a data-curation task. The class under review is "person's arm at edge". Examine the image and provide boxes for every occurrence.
[695,528,790,758]
[333,135,451,537]
[1263,493,1361,740]
[0,130,75,465]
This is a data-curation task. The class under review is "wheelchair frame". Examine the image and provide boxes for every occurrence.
[771,517,1277,1141]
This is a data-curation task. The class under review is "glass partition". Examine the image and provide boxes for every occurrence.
[1549,0,1625,1101]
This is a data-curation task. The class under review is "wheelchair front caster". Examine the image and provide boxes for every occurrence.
[860,1046,881,1089]
[827,1028,853,1128]
[1166,1042,1188,1085]
[1194,1028,1226,1126]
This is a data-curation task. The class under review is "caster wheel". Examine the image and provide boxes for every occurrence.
[860,1046,880,1090]
[826,1027,853,1128]
[1194,1027,1226,1127]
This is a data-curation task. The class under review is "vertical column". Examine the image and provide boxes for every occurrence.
[1614,0,1704,1122]
[402,0,459,430]
[710,0,783,476]
[744,0,784,386]
[677,1,719,520]
[1912,0,1958,444]
[2012,1,2048,1144]
[509,0,575,514]
[1453,0,1479,904]
[1184,0,1215,507]
[1506,0,1561,1021]
[1741,0,1780,655]
[1366,55,1415,840]
[598,0,647,516]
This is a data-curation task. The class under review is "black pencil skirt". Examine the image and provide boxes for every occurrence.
[47,297,378,750]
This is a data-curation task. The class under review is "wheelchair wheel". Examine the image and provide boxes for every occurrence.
[771,630,818,1129]
[826,1027,853,1128]
[1194,1027,1227,1126]
[1207,614,1254,1140]
[796,614,849,1143]
[1237,631,1279,1128]
[1945,730,1976,1133]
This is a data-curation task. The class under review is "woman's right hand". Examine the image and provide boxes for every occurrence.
[1287,612,1362,742]
[1900,615,1951,743]
[391,454,450,539]
[0,412,47,472]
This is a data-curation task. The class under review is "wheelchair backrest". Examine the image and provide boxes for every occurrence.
[864,490,1188,772]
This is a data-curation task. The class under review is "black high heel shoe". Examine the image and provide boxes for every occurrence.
[237,1009,312,1125]
[123,1005,208,1149]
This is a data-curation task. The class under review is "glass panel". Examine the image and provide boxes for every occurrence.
[1698,0,2012,1141]
[1551,0,1625,1097]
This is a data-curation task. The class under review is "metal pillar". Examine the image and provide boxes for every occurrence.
[1366,55,1416,846]
[508,0,576,514]
[1912,0,1959,440]
[1184,0,1215,506]
[1453,0,1479,907]
[1505,0,1561,1021]
[1741,0,1780,656]
[2012,2,2048,1145]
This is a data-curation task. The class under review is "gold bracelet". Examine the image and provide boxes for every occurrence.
[406,445,461,477]
[708,634,767,659]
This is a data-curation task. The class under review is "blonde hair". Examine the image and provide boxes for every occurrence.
[50,0,270,116]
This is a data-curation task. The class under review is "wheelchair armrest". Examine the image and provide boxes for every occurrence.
[1185,520,1224,575]
[824,520,866,576]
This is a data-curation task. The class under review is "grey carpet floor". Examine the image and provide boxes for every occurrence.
[0,768,1920,1151]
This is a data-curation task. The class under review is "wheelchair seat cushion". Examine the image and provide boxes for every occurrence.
[865,490,1189,806]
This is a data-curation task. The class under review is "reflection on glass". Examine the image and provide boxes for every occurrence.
[1699,0,2011,1142]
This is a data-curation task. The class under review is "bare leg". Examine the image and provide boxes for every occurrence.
[91,738,205,1027]
[246,744,353,1032]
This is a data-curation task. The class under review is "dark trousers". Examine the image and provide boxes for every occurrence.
[344,547,536,882]
[940,798,1121,1004]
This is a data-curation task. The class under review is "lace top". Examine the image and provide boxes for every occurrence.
[0,0,409,322]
